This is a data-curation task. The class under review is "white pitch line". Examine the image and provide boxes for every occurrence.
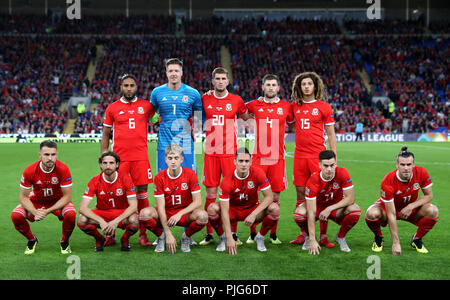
[382,143,450,151]
[338,159,450,166]
[285,153,450,165]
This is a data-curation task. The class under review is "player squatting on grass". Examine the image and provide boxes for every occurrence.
[11,70,439,260]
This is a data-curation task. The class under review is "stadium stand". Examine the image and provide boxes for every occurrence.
[0,15,448,135]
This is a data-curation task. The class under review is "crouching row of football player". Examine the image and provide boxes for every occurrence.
[11,140,438,256]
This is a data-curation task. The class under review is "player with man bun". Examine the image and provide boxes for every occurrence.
[365,146,439,255]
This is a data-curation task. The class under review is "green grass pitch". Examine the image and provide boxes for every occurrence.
[0,141,449,280]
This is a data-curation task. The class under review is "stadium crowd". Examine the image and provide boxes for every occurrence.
[0,15,448,135]
[0,36,92,134]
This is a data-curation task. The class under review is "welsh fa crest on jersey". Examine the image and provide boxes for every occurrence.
[138,107,144,114]
[182,95,189,103]
[333,182,340,189]
[277,108,283,115]
[312,108,319,115]
[247,181,255,189]
[51,177,59,184]
[116,188,123,196]
[181,182,188,190]
[226,103,232,111]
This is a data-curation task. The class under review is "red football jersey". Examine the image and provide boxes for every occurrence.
[292,100,335,158]
[153,167,201,212]
[379,166,432,211]
[83,171,136,210]
[246,99,293,159]
[219,166,271,209]
[20,160,73,206]
[305,166,353,207]
[202,91,247,157]
[103,97,155,161]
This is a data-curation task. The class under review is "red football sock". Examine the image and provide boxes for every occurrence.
[293,213,308,235]
[319,219,329,236]
[260,214,280,236]
[208,214,224,236]
[11,210,35,241]
[205,194,217,235]
[365,216,383,237]
[185,220,208,237]
[137,192,149,237]
[78,223,104,241]
[250,222,259,235]
[414,216,438,240]
[122,224,139,243]
[231,221,238,233]
[338,210,361,238]
[270,221,278,235]
[61,209,76,243]
[139,216,162,237]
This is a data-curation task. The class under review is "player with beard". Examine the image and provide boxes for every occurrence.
[245,74,294,245]
[11,140,76,255]
[101,74,156,247]
[365,147,438,255]
[78,152,139,252]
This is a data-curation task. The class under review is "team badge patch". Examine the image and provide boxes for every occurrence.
[116,188,123,196]
[181,182,188,190]
[247,181,255,189]
[138,107,144,114]
[52,177,59,184]
[226,104,232,111]
[312,108,319,115]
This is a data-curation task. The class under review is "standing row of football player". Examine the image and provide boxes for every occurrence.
[11,59,439,255]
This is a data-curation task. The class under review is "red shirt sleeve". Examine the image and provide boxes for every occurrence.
[237,96,247,115]
[153,174,165,197]
[305,177,318,200]
[20,166,33,189]
[103,105,114,127]
[339,167,353,190]
[286,101,295,123]
[380,176,394,202]
[323,102,335,125]
[246,100,255,114]
[83,177,98,200]
[123,174,137,198]
[219,178,231,201]
[147,102,156,118]
[418,167,432,189]
[189,170,201,194]
[255,167,271,191]
[59,164,73,188]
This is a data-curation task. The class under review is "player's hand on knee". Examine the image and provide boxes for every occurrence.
[244,214,256,227]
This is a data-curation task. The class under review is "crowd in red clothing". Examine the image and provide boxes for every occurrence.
[0,15,448,135]
[0,36,92,134]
